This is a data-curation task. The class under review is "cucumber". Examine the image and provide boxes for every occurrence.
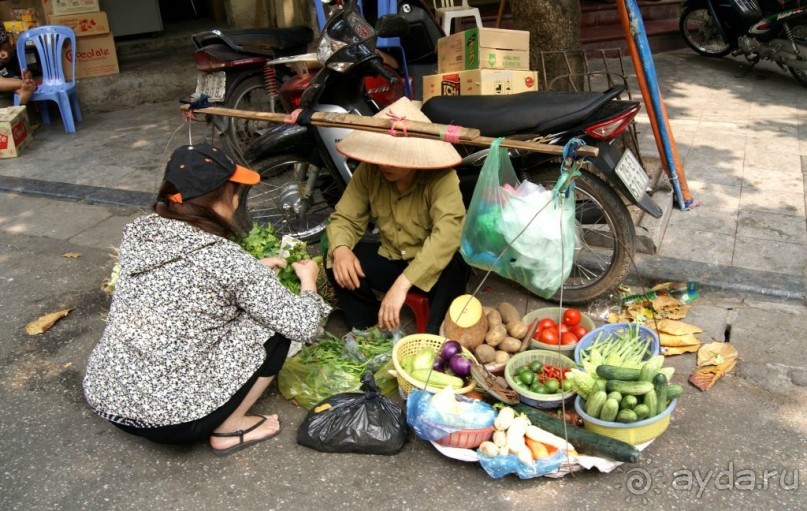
[515,404,641,463]
[620,394,638,410]
[633,404,650,420]
[617,409,638,423]
[606,380,655,396]
[600,398,620,421]
[587,390,607,418]
[597,365,642,381]
[667,384,684,400]
[644,390,658,417]
[638,363,655,382]
[594,379,607,393]
[653,373,669,415]
[607,391,623,403]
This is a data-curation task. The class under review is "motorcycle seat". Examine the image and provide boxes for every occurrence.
[193,27,315,57]
[421,88,622,137]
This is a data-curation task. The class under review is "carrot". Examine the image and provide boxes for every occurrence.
[525,437,549,460]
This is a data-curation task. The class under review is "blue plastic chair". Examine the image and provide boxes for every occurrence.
[14,25,82,134]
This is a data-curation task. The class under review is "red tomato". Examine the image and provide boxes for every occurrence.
[571,325,588,339]
[539,327,559,345]
[560,332,578,345]
[558,323,570,334]
[538,318,555,331]
[563,308,582,327]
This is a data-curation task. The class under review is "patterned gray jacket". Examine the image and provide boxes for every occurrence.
[83,214,331,426]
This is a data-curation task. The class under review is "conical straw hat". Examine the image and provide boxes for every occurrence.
[336,97,462,169]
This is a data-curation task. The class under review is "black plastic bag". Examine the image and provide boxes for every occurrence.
[296,372,409,454]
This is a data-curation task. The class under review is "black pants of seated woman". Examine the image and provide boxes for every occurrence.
[326,241,470,334]
[112,334,291,445]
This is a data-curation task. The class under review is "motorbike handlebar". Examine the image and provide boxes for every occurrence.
[368,58,399,85]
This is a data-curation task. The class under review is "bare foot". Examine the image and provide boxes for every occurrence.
[16,80,35,105]
[209,414,281,452]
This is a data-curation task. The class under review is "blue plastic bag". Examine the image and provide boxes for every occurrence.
[460,138,577,299]
[477,450,568,479]
[406,389,496,442]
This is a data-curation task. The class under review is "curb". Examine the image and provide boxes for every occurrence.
[0,176,154,209]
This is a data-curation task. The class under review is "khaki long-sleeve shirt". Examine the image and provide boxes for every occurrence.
[325,163,466,292]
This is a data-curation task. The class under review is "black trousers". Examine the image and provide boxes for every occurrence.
[112,333,291,445]
[326,242,470,334]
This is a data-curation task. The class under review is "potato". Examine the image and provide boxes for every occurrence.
[498,302,521,325]
[485,324,507,347]
[494,375,509,389]
[474,343,496,364]
[494,350,511,364]
[499,336,522,353]
[482,306,496,317]
[486,310,503,326]
[506,321,528,339]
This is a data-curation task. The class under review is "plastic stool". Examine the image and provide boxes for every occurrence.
[404,290,430,333]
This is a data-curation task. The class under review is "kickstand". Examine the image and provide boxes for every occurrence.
[737,57,759,78]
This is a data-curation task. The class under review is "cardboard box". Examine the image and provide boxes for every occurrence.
[422,69,538,102]
[50,10,109,37]
[63,33,118,79]
[3,20,39,32]
[42,0,100,20]
[0,107,33,159]
[437,28,530,73]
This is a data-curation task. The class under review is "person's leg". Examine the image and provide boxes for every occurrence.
[422,252,471,333]
[326,242,406,329]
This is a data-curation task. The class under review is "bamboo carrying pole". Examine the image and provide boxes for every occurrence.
[181,104,600,158]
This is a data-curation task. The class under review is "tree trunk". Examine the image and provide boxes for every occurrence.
[510,0,584,90]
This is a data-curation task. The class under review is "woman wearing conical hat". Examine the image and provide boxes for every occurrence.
[325,97,470,333]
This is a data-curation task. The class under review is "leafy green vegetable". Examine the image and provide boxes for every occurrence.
[239,222,309,293]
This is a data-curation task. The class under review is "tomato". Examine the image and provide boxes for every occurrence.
[539,327,559,345]
[560,332,578,345]
[558,322,570,334]
[538,318,555,331]
[563,308,582,327]
[571,325,588,339]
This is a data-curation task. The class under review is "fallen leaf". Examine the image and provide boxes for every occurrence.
[658,332,702,347]
[62,252,81,258]
[662,345,701,356]
[652,296,690,319]
[25,309,74,335]
[689,359,737,391]
[651,318,703,335]
[697,342,738,368]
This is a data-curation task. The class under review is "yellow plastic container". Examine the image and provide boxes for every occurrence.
[575,396,677,445]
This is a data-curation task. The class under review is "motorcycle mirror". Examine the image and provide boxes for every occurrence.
[375,14,410,38]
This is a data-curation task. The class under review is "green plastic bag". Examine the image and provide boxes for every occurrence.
[279,357,398,410]
[460,138,577,299]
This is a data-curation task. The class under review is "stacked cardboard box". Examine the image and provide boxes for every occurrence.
[42,0,118,79]
[0,106,33,159]
[423,28,538,103]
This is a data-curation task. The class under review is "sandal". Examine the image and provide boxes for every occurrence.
[210,415,282,457]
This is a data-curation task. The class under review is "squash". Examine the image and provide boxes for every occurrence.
[442,294,488,349]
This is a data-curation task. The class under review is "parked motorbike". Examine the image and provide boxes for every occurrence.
[191,26,317,163]
[242,1,663,303]
[679,0,807,86]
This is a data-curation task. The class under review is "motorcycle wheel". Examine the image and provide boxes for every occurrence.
[234,153,343,243]
[223,74,286,166]
[787,25,807,87]
[680,7,732,57]
[522,165,636,304]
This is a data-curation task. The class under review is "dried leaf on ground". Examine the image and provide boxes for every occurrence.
[651,296,689,319]
[658,332,702,347]
[689,359,737,391]
[25,308,74,335]
[662,345,701,356]
[62,252,81,258]
[697,342,738,368]
[651,318,703,335]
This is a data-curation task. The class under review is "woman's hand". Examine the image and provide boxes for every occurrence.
[259,256,287,269]
[378,274,412,331]
[291,259,319,292]
[331,245,365,290]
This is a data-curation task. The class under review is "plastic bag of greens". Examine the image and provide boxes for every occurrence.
[296,373,409,454]
[477,449,567,479]
[460,137,579,299]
